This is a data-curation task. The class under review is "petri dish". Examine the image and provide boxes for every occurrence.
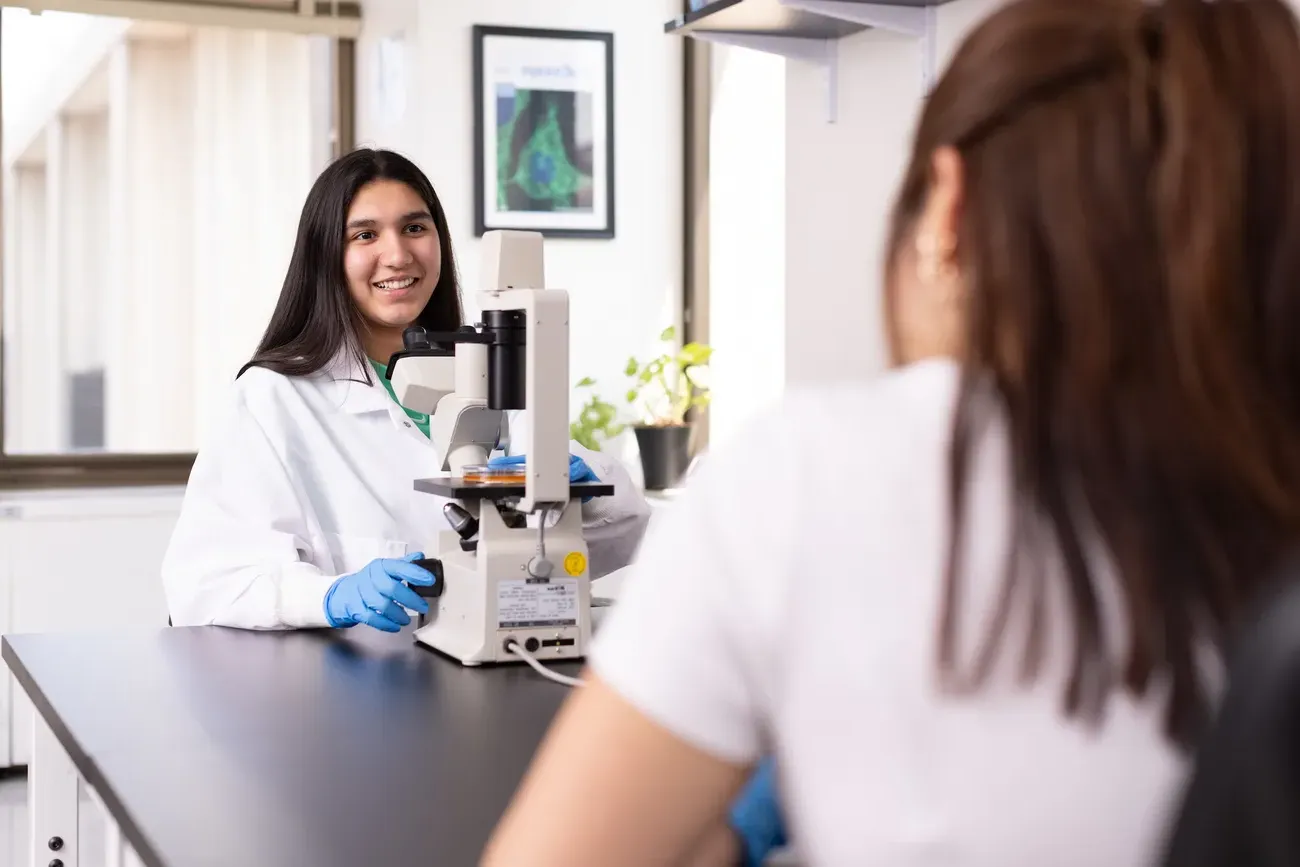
[461,464,527,484]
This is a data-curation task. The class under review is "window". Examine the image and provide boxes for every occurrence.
[0,0,356,487]
[679,6,788,453]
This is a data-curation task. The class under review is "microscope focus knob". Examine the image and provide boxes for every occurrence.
[443,503,479,541]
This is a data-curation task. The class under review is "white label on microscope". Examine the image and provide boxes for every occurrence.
[497,578,579,628]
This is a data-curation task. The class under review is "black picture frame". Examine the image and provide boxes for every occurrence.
[472,25,616,240]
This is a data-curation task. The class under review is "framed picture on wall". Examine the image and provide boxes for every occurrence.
[472,25,615,239]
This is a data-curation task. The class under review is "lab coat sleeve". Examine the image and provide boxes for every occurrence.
[161,376,338,630]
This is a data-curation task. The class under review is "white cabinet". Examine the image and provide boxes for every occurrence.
[0,487,183,768]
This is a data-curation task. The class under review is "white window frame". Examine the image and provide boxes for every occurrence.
[9,0,359,38]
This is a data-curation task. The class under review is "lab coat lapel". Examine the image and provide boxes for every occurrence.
[322,350,394,417]
[320,349,454,542]
[323,351,437,448]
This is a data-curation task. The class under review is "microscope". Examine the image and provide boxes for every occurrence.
[382,230,611,667]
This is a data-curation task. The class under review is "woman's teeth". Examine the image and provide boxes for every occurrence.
[376,277,416,291]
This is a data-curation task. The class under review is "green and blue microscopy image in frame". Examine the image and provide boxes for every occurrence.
[495,84,596,214]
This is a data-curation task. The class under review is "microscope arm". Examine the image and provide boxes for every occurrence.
[389,326,503,476]
[429,397,502,474]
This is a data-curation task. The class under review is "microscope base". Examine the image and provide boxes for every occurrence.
[411,507,593,667]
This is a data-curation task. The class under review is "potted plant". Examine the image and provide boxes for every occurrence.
[624,326,712,491]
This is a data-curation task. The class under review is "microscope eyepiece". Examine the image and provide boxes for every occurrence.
[403,326,431,350]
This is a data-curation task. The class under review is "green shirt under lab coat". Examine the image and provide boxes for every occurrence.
[369,358,431,438]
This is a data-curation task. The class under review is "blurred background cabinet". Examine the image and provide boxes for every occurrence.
[0,487,180,768]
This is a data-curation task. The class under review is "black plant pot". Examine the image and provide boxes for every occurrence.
[634,425,693,491]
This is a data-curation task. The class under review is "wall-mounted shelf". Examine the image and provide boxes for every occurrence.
[665,0,954,123]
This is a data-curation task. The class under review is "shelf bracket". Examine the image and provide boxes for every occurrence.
[824,38,839,123]
[778,0,926,36]
[921,5,938,92]
[686,0,941,123]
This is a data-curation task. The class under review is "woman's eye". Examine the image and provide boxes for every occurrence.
[354,231,375,241]
[404,224,426,234]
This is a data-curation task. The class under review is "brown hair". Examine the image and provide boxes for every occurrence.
[888,0,1300,749]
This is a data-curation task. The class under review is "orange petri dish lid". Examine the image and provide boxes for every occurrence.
[461,464,527,484]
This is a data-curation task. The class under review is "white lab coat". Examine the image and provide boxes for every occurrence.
[162,353,652,629]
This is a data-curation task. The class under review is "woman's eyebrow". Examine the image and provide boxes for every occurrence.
[344,211,432,231]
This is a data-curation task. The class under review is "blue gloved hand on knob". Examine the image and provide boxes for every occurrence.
[728,756,788,867]
[323,552,436,633]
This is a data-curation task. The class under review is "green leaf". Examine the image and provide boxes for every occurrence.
[691,393,712,408]
[638,368,654,385]
[570,424,598,452]
[626,388,639,403]
[575,376,596,388]
[677,342,713,367]
[659,325,676,343]
[624,357,640,377]
[570,385,630,454]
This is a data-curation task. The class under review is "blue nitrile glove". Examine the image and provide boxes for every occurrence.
[729,757,788,867]
[488,453,600,501]
[323,552,435,633]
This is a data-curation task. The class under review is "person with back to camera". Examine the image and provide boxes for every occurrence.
[160,148,653,632]
[482,0,1300,864]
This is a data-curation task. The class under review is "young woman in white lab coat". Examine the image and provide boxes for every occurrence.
[161,148,651,631]
[483,1,1300,865]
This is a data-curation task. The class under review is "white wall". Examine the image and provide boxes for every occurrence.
[783,0,998,386]
[707,45,786,450]
[785,27,923,386]
[355,0,684,440]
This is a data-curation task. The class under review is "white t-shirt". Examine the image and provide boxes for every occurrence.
[590,358,1188,867]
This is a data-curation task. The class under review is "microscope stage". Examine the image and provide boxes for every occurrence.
[413,478,616,500]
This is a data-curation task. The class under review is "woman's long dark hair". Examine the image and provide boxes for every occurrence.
[886,0,1300,750]
[240,148,462,380]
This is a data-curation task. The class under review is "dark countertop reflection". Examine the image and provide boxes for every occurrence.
[4,625,582,867]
